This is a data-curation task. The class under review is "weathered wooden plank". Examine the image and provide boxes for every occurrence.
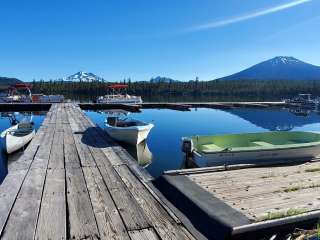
[0,103,61,239]
[85,146,150,230]
[66,167,100,239]
[128,228,160,240]
[108,185,151,231]
[0,125,51,237]
[31,127,55,170]
[0,170,27,235]
[184,159,320,222]
[1,168,47,239]
[73,133,97,167]
[66,106,83,132]
[48,131,64,170]
[35,169,66,240]
[69,112,152,231]
[49,105,58,124]
[115,165,195,240]
[64,125,81,169]
[0,108,54,236]
[82,167,130,240]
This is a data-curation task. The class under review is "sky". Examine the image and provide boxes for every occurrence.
[0,0,319,81]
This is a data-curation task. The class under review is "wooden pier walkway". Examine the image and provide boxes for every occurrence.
[0,103,196,240]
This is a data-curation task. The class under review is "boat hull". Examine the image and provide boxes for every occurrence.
[184,131,320,167]
[105,124,153,145]
[194,142,320,167]
[1,125,35,154]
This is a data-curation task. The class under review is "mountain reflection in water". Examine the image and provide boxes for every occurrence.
[226,108,320,131]
[85,108,320,177]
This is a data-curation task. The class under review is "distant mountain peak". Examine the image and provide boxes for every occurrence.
[66,71,104,82]
[270,56,301,65]
[217,56,320,81]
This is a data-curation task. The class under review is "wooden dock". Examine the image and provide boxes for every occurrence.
[158,161,320,239]
[170,161,320,222]
[78,101,288,112]
[0,103,197,240]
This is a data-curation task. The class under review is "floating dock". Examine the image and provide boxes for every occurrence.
[78,101,289,112]
[158,160,320,239]
[0,103,198,240]
[0,101,289,113]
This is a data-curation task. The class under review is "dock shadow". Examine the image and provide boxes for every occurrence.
[80,127,117,148]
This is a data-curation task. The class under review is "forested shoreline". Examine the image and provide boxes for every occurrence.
[26,79,320,102]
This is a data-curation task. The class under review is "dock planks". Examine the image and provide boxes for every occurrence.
[172,161,320,222]
[0,103,196,240]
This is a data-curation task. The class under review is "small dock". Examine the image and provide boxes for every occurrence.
[157,161,320,239]
[0,101,289,113]
[79,101,287,112]
[0,103,197,240]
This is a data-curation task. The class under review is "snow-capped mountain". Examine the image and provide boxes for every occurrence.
[66,71,104,82]
[217,56,320,81]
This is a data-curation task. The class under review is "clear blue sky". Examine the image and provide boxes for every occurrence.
[0,0,319,81]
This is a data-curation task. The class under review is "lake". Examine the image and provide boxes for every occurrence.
[85,107,320,177]
[0,108,319,181]
[0,112,45,183]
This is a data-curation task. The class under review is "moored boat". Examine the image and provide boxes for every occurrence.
[182,131,320,167]
[1,121,35,154]
[96,84,142,104]
[0,84,33,103]
[104,110,153,145]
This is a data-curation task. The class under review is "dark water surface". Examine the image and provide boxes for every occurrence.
[85,108,320,177]
[0,112,45,183]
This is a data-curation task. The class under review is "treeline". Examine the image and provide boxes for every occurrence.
[30,80,320,102]
[0,77,22,90]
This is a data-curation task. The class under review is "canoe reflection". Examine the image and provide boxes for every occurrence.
[122,140,153,168]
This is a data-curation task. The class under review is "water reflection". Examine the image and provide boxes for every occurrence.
[85,107,320,177]
[225,108,320,131]
[289,108,310,117]
[121,141,153,168]
[0,112,45,184]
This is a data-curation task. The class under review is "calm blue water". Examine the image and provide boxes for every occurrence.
[85,108,320,177]
[0,112,45,183]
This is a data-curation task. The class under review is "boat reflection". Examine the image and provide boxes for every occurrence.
[121,140,153,168]
[289,108,311,117]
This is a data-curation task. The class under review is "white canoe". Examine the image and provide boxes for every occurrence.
[1,123,35,154]
[105,119,153,145]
